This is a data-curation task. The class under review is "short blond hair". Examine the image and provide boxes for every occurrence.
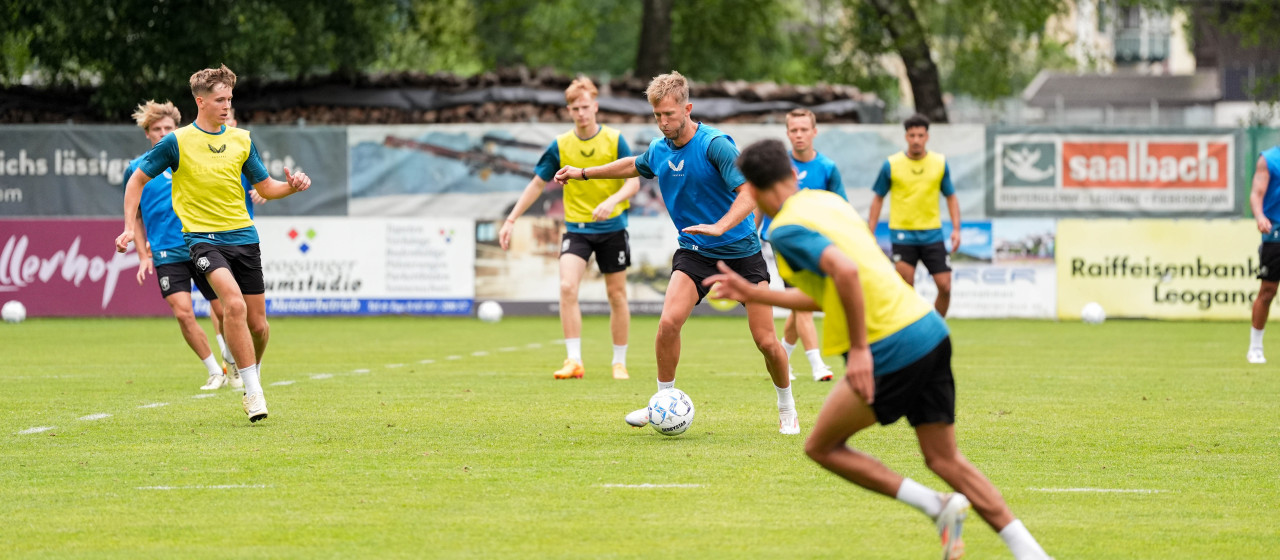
[131,100,181,130]
[189,64,237,97]
[565,77,598,104]
[645,71,689,106]
[786,108,816,128]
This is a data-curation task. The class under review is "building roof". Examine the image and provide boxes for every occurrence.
[1022,70,1221,107]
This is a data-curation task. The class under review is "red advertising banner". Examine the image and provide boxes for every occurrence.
[0,219,171,317]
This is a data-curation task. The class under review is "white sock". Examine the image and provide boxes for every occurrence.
[775,384,795,411]
[1250,327,1264,350]
[998,519,1049,560]
[565,338,582,363]
[216,334,228,359]
[612,344,627,365]
[781,338,797,357]
[805,348,826,371]
[895,478,943,518]
[657,380,675,392]
[238,364,263,396]
[201,355,221,376]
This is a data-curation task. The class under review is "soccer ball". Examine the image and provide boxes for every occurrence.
[477,300,503,323]
[2,300,26,323]
[647,388,695,436]
[1081,302,1106,325]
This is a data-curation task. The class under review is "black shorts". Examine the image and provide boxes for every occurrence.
[561,230,630,274]
[672,248,770,304]
[892,242,951,275]
[189,243,265,295]
[1260,243,1280,282]
[155,261,218,300]
[846,337,955,427]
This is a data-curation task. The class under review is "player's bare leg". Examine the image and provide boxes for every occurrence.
[205,268,267,422]
[554,254,588,379]
[746,289,798,433]
[626,271,697,427]
[208,299,241,388]
[245,293,269,364]
[792,310,831,381]
[604,269,630,379]
[917,423,1050,559]
[933,271,953,318]
[1249,280,1276,363]
[164,291,223,389]
[803,378,899,494]
[895,261,916,286]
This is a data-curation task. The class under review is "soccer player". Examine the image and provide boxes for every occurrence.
[499,77,640,380]
[124,100,235,391]
[1248,146,1280,363]
[867,114,961,317]
[758,108,846,382]
[554,71,798,434]
[709,138,1052,560]
[116,64,311,422]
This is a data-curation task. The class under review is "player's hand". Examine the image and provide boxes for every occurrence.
[949,228,962,253]
[498,219,515,250]
[249,189,268,205]
[553,166,580,186]
[703,261,752,302]
[115,229,134,253]
[1258,216,1273,235]
[136,256,154,285]
[591,201,616,222]
[682,223,725,237]
[284,167,311,193]
[845,347,875,405]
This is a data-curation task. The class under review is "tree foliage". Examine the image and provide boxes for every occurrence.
[0,0,1080,120]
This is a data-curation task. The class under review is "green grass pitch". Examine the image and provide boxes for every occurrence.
[2,316,1277,558]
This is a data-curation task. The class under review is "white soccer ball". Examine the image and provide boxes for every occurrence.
[1081,302,1106,325]
[647,388,695,436]
[477,300,503,323]
[2,300,26,323]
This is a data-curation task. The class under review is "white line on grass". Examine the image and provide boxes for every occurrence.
[418,359,435,364]
[78,413,111,421]
[17,426,55,435]
[445,355,462,360]
[386,363,404,368]
[471,351,489,357]
[192,393,218,399]
[601,483,704,489]
[498,347,518,352]
[137,484,270,491]
[310,374,333,380]
[138,403,169,409]
[353,369,370,373]
[270,380,295,386]
[525,343,542,349]
[1030,488,1166,494]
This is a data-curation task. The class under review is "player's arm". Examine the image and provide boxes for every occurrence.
[244,142,310,199]
[867,160,891,231]
[683,186,756,237]
[500,175,550,250]
[703,261,821,311]
[134,213,153,285]
[818,245,873,404]
[117,167,154,253]
[941,163,960,252]
[592,177,640,221]
[1252,154,1271,234]
[555,156,640,184]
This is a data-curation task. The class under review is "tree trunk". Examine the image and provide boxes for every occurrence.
[865,0,949,123]
[635,0,673,80]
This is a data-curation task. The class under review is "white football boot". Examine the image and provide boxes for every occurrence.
[200,373,228,390]
[936,493,970,560]
[625,407,649,428]
[778,408,800,435]
[243,393,268,423]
